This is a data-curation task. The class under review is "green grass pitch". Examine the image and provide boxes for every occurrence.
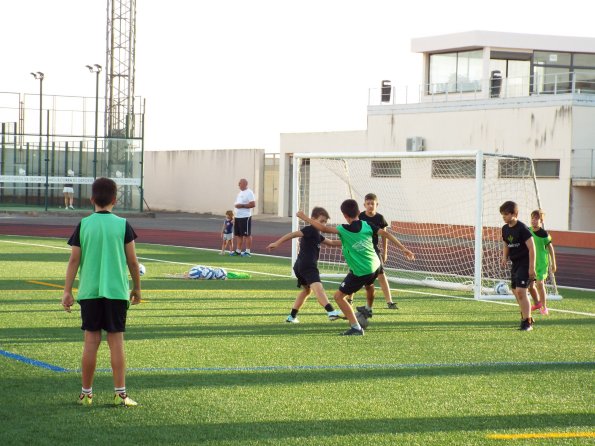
[0,234,594,445]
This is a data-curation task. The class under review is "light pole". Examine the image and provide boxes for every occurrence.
[30,72,46,210]
[86,64,102,179]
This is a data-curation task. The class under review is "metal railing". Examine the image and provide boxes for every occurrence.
[369,73,595,106]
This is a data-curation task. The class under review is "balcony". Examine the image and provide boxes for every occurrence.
[369,73,595,106]
[572,149,595,186]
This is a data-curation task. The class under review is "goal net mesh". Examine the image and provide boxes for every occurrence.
[292,151,559,299]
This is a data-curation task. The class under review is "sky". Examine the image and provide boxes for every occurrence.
[1,0,593,152]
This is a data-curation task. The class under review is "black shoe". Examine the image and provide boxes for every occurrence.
[341,327,364,336]
[386,302,399,310]
[356,306,373,319]
[519,317,534,331]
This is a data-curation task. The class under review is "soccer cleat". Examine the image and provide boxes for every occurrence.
[327,310,343,321]
[531,301,543,311]
[69,205,75,210]
[540,306,549,316]
[229,251,241,256]
[386,302,399,310]
[240,252,252,257]
[341,327,364,336]
[78,393,93,406]
[286,315,299,323]
[114,392,138,407]
[519,317,534,331]
[356,306,373,319]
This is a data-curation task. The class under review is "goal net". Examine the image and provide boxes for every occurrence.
[292,151,561,300]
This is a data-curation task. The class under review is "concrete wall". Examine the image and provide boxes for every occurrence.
[144,149,264,215]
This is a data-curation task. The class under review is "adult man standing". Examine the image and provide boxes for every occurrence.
[231,178,256,257]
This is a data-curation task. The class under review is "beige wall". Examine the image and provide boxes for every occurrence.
[144,149,264,215]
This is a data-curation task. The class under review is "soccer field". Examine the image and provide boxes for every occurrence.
[0,235,594,445]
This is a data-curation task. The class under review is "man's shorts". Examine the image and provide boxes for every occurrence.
[79,298,128,332]
[293,265,321,288]
[338,270,379,295]
[63,187,74,194]
[510,258,531,289]
[223,232,233,241]
[233,217,252,237]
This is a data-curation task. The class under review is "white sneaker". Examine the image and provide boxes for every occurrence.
[286,315,299,323]
[327,310,342,321]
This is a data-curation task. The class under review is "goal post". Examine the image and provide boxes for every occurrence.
[291,150,561,301]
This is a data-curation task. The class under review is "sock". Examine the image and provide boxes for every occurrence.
[351,322,362,330]
[81,387,92,395]
[246,249,251,253]
[290,308,299,318]
[365,305,372,311]
[324,303,334,312]
[115,386,126,396]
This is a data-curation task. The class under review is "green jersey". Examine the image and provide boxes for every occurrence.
[337,220,381,277]
[76,212,131,301]
[529,227,552,280]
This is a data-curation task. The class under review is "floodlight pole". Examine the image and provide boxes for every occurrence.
[31,72,46,210]
[86,64,102,179]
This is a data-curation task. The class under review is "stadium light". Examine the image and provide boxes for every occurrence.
[31,72,48,210]
[86,64,102,179]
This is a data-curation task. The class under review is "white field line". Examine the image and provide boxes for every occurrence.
[2,237,594,317]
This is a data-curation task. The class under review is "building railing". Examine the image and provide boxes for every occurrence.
[369,72,595,106]
[572,149,595,180]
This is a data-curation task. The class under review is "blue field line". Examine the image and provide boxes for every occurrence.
[1,347,593,374]
[0,349,69,372]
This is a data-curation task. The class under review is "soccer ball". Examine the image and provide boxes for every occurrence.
[138,264,146,276]
[213,267,227,280]
[202,267,215,280]
[355,311,369,329]
[494,281,509,295]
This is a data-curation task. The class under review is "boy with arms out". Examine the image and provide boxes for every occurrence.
[528,209,557,316]
[499,201,536,331]
[267,207,342,323]
[356,193,399,317]
[62,177,141,406]
[297,199,414,336]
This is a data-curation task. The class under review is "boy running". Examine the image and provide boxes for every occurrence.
[528,209,557,316]
[267,207,342,323]
[62,177,141,406]
[297,199,414,336]
[500,200,536,331]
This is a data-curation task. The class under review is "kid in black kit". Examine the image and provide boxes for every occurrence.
[267,207,342,323]
[500,201,536,331]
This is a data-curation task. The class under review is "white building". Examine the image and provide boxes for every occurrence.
[279,31,595,232]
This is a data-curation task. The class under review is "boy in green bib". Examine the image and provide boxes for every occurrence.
[297,199,414,336]
[62,177,141,406]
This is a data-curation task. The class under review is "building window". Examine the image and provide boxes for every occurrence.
[432,159,481,178]
[371,160,401,177]
[534,159,560,178]
[429,50,482,94]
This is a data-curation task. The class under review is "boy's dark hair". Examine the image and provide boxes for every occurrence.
[364,193,378,202]
[340,199,359,218]
[92,177,117,207]
[311,206,330,220]
[499,201,518,215]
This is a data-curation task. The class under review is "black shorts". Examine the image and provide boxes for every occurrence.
[510,258,531,289]
[293,264,321,288]
[234,217,252,237]
[80,298,128,332]
[339,270,379,295]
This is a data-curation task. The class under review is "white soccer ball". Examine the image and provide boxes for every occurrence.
[494,281,509,295]
[138,263,146,276]
[202,267,215,280]
[355,311,369,329]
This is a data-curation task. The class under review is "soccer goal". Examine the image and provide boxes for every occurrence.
[291,150,561,301]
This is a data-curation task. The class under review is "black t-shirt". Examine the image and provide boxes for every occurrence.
[358,212,387,251]
[502,220,532,261]
[295,225,325,269]
[67,211,138,247]
[341,220,380,235]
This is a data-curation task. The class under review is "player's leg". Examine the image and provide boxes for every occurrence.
[334,290,357,324]
[68,192,74,208]
[377,272,396,307]
[64,192,69,209]
[528,282,541,308]
[309,281,341,320]
[107,331,126,389]
[232,219,243,255]
[220,237,226,255]
[536,280,549,314]
[243,217,253,256]
[81,330,101,389]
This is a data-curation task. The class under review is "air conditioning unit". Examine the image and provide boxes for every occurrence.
[406,137,425,152]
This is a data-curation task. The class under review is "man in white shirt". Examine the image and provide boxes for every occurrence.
[231,178,256,257]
